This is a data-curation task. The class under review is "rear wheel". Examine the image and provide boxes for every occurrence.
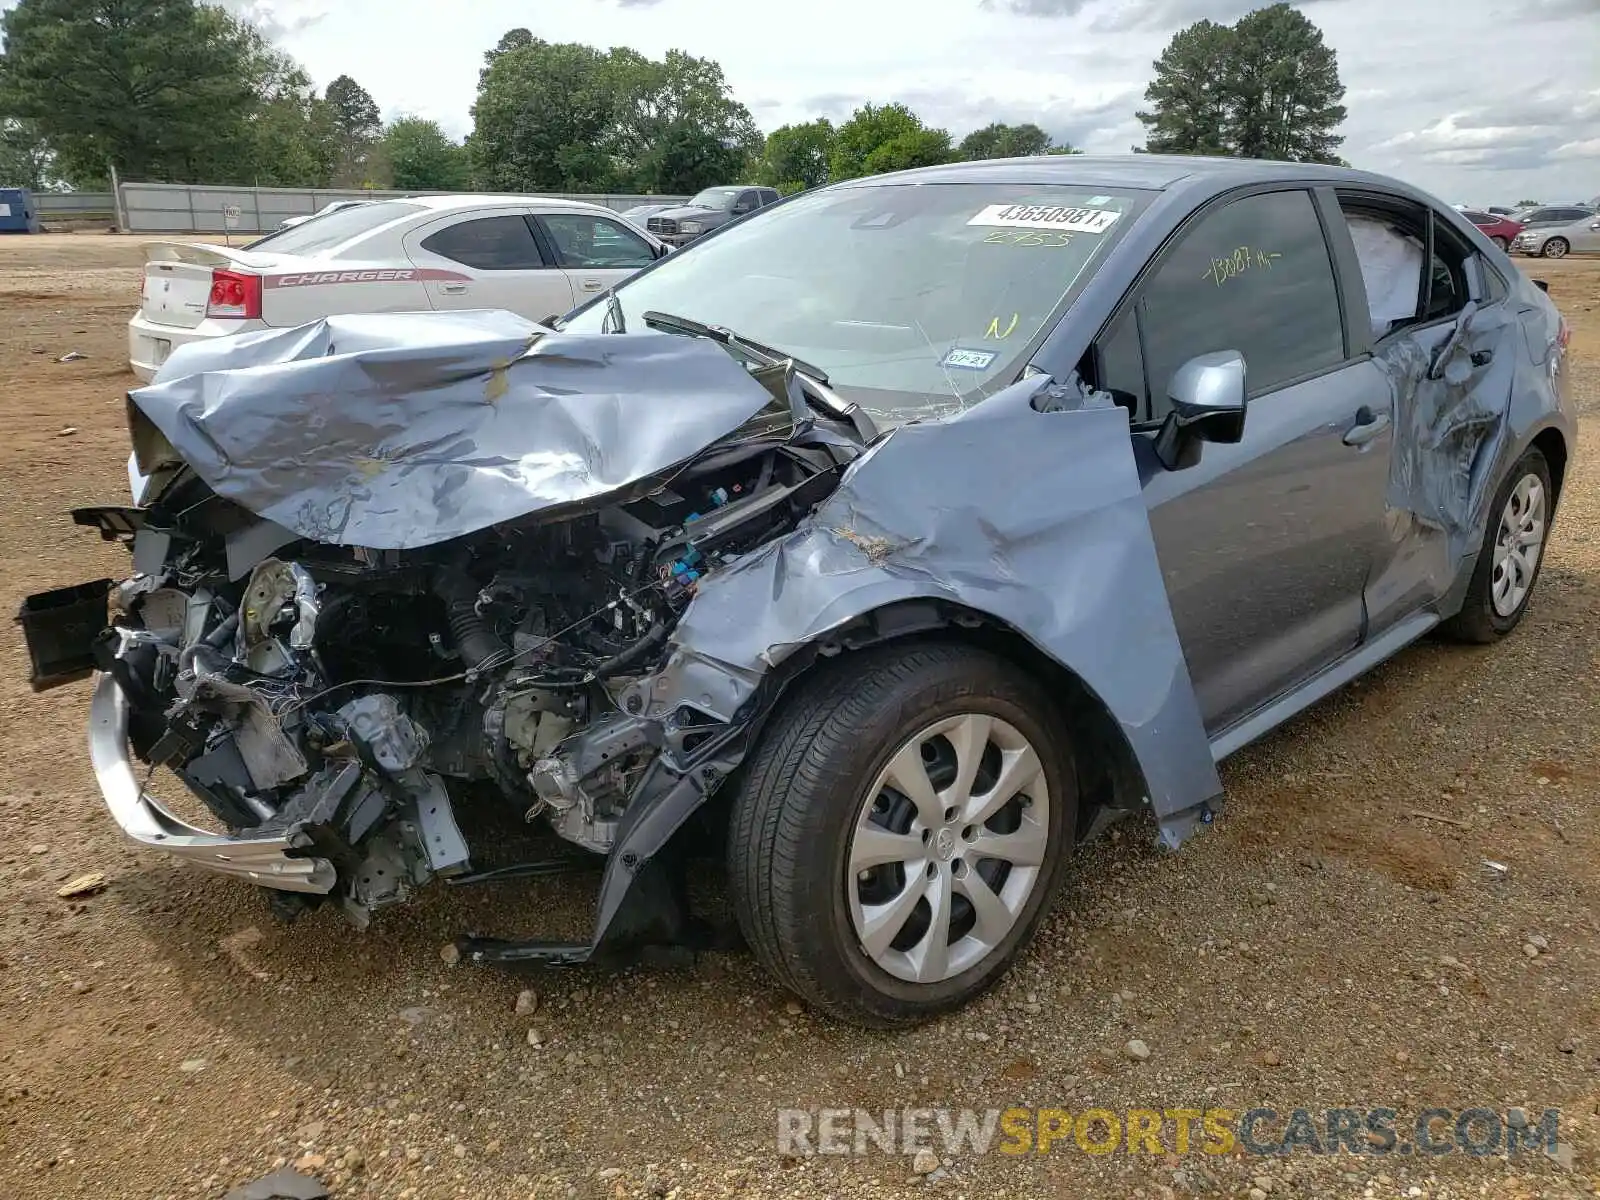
[1440,448,1552,643]
[1492,235,1509,251]
[727,642,1076,1027]
[1541,237,1569,259]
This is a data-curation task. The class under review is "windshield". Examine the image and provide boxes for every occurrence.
[246,201,427,254]
[563,181,1151,426]
[687,187,741,210]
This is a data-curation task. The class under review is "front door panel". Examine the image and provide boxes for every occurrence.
[1144,359,1393,732]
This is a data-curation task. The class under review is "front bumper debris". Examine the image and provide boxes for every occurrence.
[88,672,337,894]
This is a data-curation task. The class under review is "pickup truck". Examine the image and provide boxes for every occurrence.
[644,185,782,246]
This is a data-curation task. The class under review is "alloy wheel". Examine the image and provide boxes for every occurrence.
[1491,473,1546,617]
[845,713,1049,984]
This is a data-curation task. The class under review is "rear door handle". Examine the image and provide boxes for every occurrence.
[579,279,603,292]
[441,283,468,294]
[1343,406,1391,447]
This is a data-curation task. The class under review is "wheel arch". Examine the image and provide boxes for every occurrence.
[722,598,1153,844]
[1531,426,1569,507]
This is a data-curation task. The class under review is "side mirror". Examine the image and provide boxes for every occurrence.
[654,242,673,258]
[1154,351,1247,470]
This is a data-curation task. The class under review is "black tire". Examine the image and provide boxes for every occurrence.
[726,641,1077,1028]
[1541,237,1569,259]
[1492,235,1509,251]
[1439,448,1552,643]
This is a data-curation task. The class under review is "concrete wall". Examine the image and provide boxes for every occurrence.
[34,192,117,221]
[115,183,691,235]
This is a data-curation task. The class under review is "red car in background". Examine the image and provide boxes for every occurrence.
[1462,209,1523,250]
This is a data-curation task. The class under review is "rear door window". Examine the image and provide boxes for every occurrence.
[420,215,547,270]
[1138,189,1345,407]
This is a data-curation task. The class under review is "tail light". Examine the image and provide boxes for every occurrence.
[206,269,261,320]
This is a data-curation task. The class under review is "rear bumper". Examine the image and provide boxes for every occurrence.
[128,312,265,382]
[88,673,336,893]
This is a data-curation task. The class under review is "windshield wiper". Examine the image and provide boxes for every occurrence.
[641,310,830,386]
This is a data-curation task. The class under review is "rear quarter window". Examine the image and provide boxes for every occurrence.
[251,201,428,256]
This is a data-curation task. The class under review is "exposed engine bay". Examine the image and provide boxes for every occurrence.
[94,425,855,927]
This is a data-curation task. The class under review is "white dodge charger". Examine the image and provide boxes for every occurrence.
[128,194,670,380]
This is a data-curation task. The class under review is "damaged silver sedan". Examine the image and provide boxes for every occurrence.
[18,156,1576,1027]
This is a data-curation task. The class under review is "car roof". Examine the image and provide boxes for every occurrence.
[401,193,623,215]
[837,153,1423,197]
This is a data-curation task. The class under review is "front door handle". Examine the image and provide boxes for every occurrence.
[579,279,603,292]
[1343,406,1392,447]
[441,283,468,295]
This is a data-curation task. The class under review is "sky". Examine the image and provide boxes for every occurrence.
[18,0,1600,203]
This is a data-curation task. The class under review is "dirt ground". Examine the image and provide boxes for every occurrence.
[0,232,1597,1200]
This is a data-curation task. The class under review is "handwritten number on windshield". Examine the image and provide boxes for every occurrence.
[1204,246,1283,287]
[982,230,1074,248]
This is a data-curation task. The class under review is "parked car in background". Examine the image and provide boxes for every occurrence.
[276,199,371,231]
[645,185,783,246]
[1461,209,1523,250]
[45,155,1572,1027]
[1486,206,1517,216]
[128,194,668,380]
[1511,204,1595,231]
[1511,210,1600,258]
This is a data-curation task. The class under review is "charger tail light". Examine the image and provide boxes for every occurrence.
[206,268,261,320]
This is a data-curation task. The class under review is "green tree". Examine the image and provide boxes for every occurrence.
[1227,5,1346,162]
[324,74,383,185]
[863,127,954,175]
[383,117,470,190]
[0,0,264,184]
[830,103,953,180]
[470,38,624,191]
[1136,5,1345,163]
[606,49,761,191]
[958,121,1054,160]
[1135,18,1235,156]
[470,39,760,193]
[755,119,835,191]
[0,118,58,190]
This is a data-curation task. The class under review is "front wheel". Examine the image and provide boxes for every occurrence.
[727,642,1076,1027]
[1440,448,1553,643]
[1541,237,1569,259]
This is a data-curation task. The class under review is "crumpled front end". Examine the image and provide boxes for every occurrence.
[20,310,868,942]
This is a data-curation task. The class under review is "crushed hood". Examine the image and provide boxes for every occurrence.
[126,310,778,550]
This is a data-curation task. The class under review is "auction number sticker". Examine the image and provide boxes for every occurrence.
[968,203,1120,234]
[941,347,997,370]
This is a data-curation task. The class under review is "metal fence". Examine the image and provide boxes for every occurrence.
[35,191,117,221]
[109,183,690,235]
